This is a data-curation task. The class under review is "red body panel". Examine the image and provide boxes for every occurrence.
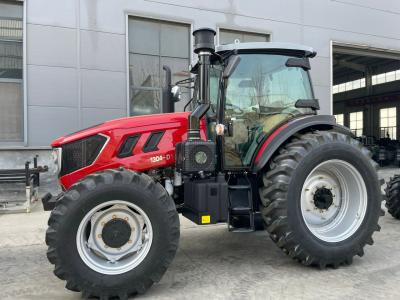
[54,112,207,190]
[54,110,294,190]
[254,123,289,163]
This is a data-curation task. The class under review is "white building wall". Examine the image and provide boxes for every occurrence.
[23,0,400,147]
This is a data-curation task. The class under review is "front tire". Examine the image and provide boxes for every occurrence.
[46,169,180,299]
[259,131,383,268]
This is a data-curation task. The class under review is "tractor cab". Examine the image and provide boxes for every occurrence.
[210,43,317,168]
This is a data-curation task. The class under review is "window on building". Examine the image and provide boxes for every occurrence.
[0,1,23,142]
[372,69,400,86]
[334,114,344,126]
[219,28,269,45]
[332,78,365,94]
[349,111,363,137]
[380,107,397,139]
[128,17,190,116]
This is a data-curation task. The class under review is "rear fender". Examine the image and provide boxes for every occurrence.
[252,115,353,172]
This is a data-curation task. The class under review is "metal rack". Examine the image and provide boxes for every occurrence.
[0,156,48,213]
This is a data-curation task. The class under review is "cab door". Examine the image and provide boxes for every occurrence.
[222,53,315,169]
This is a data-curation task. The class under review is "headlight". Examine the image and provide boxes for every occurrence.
[194,150,208,165]
[52,147,62,174]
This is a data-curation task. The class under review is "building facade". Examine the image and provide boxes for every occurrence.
[0,0,400,167]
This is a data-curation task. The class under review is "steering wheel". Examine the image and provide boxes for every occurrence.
[225,101,244,114]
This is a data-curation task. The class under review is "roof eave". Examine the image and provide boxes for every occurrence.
[215,42,317,57]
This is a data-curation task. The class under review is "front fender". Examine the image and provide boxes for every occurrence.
[252,115,353,172]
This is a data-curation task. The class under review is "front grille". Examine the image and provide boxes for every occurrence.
[60,134,107,176]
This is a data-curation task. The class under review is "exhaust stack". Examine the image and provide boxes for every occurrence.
[188,28,216,140]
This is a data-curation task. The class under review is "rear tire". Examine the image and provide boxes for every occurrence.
[46,169,180,299]
[259,130,383,268]
[385,175,400,219]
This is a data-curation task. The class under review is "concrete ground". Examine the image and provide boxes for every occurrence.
[1,169,400,300]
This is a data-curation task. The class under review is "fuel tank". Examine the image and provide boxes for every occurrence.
[53,112,207,189]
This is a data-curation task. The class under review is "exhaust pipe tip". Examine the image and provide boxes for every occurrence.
[193,28,216,54]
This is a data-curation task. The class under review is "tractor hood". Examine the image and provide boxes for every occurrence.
[51,112,192,147]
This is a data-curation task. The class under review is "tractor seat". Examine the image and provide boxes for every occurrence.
[241,113,292,165]
[224,113,292,168]
[261,113,292,135]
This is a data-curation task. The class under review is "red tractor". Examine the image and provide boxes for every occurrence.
[43,28,383,299]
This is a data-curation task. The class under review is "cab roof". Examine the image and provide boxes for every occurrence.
[216,42,316,57]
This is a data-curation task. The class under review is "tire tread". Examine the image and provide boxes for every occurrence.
[45,169,179,299]
[259,130,383,268]
[385,175,400,219]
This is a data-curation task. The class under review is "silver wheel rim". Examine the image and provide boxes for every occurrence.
[76,200,153,275]
[300,159,367,243]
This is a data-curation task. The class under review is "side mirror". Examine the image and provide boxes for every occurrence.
[223,55,241,79]
[285,57,311,70]
[171,85,182,102]
[295,99,320,110]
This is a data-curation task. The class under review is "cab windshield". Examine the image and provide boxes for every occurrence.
[226,53,314,116]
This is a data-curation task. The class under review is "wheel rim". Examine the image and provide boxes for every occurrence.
[76,200,153,275]
[300,159,368,243]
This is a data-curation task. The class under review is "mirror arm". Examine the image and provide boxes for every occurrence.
[163,65,172,89]
[162,65,174,113]
[223,55,241,79]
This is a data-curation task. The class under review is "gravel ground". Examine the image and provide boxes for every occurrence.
[0,168,400,300]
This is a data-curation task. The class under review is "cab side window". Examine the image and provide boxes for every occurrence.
[207,65,223,140]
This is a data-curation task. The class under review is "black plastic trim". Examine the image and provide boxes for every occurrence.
[117,135,140,158]
[286,57,311,70]
[295,99,320,110]
[143,131,165,153]
[252,115,354,172]
[232,48,312,58]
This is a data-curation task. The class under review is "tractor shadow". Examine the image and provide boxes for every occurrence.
[142,221,369,299]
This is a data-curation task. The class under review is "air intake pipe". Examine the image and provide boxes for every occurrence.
[188,28,216,140]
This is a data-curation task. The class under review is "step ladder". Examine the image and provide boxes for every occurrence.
[228,182,255,232]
